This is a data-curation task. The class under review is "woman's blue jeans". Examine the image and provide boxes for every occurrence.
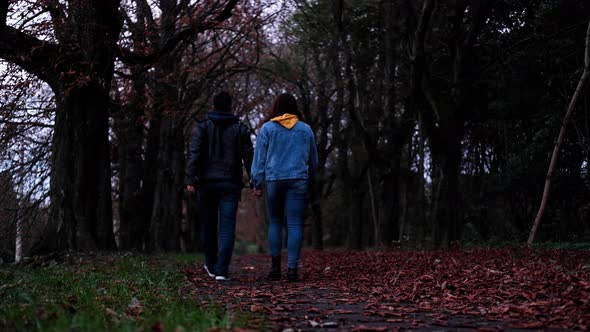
[265,179,308,269]
[199,182,240,276]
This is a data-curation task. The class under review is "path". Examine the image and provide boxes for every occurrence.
[183,248,590,331]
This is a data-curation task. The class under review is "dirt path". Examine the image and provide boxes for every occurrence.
[184,249,589,331]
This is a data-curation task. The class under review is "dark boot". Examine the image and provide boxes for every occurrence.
[268,256,281,280]
[287,267,298,282]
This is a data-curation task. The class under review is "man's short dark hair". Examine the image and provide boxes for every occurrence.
[213,91,232,112]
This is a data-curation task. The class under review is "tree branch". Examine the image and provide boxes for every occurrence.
[0,120,54,128]
[46,0,68,44]
[142,0,158,25]
[0,26,60,86]
[118,0,239,65]
[214,0,239,23]
[464,0,495,48]
[409,0,439,149]
[1,0,7,29]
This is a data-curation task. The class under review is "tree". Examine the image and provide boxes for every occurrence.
[528,18,590,244]
[404,0,497,247]
[0,0,243,252]
[113,0,263,251]
[1,0,123,251]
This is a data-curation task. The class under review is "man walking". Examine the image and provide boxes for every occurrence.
[186,91,253,281]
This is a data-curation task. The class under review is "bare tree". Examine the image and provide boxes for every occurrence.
[528,19,590,245]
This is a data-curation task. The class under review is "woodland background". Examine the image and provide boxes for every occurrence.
[1,0,590,262]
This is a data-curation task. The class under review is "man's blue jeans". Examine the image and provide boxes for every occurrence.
[199,182,240,276]
[265,179,308,269]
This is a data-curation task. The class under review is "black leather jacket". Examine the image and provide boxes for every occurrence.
[186,111,253,186]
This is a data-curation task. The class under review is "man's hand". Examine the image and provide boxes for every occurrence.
[186,185,196,193]
[252,188,263,198]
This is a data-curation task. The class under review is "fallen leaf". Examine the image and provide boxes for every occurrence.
[351,326,389,332]
[152,322,165,332]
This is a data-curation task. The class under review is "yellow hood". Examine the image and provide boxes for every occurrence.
[271,113,299,129]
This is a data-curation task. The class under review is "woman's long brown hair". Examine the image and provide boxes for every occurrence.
[256,93,302,129]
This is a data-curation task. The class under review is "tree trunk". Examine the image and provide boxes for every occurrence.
[528,19,590,244]
[308,49,332,251]
[148,118,185,252]
[379,147,402,246]
[367,167,379,245]
[398,142,410,242]
[347,187,364,250]
[417,123,427,242]
[51,83,116,251]
[431,137,462,247]
[115,92,146,251]
[139,117,161,250]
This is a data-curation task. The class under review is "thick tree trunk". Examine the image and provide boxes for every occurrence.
[140,117,161,251]
[379,147,402,246]
[51,83,116,251]
[2,1,123,253]
[148,118,185,252]
[142,0,186,252]
[431,137,462,248]
[308,50,332,251]
[116,103,146,250]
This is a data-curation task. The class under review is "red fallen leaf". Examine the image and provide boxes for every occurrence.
[126,298,143,317]
[151,322,165,332]
[249,305,264,313]
[274,306,293,312]
[308,307,322,313]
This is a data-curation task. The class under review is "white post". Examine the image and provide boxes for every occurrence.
[14,208,22,263]
[14,149,24,263]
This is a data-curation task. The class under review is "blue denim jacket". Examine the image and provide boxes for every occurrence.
[251,120,319,189]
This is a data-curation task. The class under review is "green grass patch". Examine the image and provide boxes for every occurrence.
[531,242,590,250]
[0,254,247,332]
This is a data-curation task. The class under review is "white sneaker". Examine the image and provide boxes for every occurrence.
[215,275,231,281]
[203,265,215,278]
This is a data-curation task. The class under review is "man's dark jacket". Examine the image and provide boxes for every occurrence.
[186,111,253,187]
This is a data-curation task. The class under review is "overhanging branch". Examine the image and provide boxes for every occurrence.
[0,26,60,86]
[1,0,7,29]
[118,0,239,65]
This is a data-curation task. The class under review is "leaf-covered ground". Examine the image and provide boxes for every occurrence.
[184,248,590,331]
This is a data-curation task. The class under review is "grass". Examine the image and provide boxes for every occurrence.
[0,253,247,332]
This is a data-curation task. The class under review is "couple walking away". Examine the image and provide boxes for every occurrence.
[185,92,319,282]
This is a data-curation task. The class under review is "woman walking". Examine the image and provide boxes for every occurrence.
[251,93,319,281]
